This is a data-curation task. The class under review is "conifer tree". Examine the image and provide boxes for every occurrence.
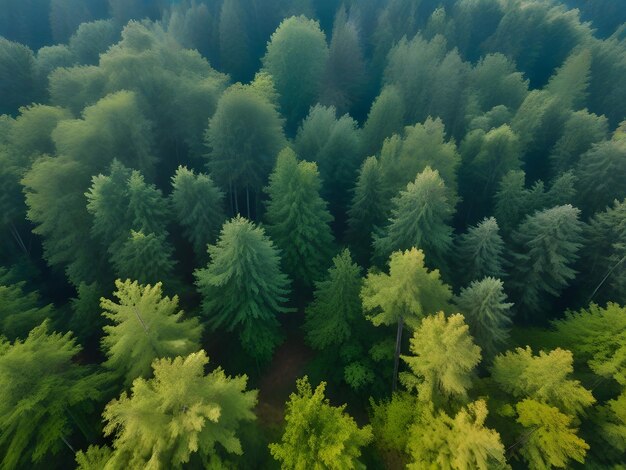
[456,217,506,285]
[194,216,291,362]
[347,156,389,264]
[374,167,454,270]
[400,312,481,406]
[103,351,257,469]
[361,248,452,391]
[170,166,225,258]
[304,249,362,350]
[510,204,584,317]
[101,279,202,387]
[0,322,105,469]
[455,277,513,360]
[69,282,105,347]
[269,377,372,469]
[362,86,405,156]
[264,149,334,289]
[218,0,253,82]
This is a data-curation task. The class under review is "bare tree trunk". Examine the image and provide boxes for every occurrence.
[392,317,404,392]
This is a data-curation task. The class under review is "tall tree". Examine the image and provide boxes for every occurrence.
[456,217,506,285]
[102,350,257,469]
[0,322,105,469]
[0,38,37,115]
[510,205,584,317]
[262,15,329,127]
[361,248,452,391]
[170,166,225,259]
[362,86,405,156]
[218,0,253,82]
[264,149,334,290]
[269,377,372,469]
[455,277,513,360]
[374,167,455,271]
[101,279,202,387]
[194,216,291,362]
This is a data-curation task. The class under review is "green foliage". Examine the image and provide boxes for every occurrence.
[170,166,225,258]
[219,0,253,81]
[406,400,508,470]
[304,249,362,349]
[362,86,405,156]
[68,19,120,65]
[69,282,105,346]
[374,167,454,270]
[101,279,202,387]
[545,48,591,109]
[0,37,37,115]
[362,248,452,329]
[75,445,113,470]
[0,321,104,469]
[456,217,506,285]
[269,377,373,469]
[8,104,71,160]
[369,391,420,454]
[194,216,291,362]
[510,205,584,317]
[103,350,257,469]
[400,312,481,406]
[264,148,334,288]
[262,15,329,126]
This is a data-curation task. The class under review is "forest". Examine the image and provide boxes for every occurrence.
[0,0,625,468]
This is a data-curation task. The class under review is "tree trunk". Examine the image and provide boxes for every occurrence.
[392,317,404,392]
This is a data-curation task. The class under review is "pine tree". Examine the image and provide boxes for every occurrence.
[362,86,405,156]
[264,149,334,289]
[493,170,529,235]
[103,351,257,469]
[361,248,452,391]
[545,48,591,110]
[194,216,291,362]
[0,322,105,469]
[268,377,372,469]
[304,249,362,350]
[510,205,584,317]
[170,166,225,258]
[374,167,454,271]
[455,277,513,360]
[400,312,481,406]
[456,217,506,285]
[101,279,202,387]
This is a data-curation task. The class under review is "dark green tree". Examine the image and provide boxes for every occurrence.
[218,0,253,81]
[111,231,176,286]
[362,86,405,156]
[0,37,37,115]
[456,217,506,285]
[194,216,291,362]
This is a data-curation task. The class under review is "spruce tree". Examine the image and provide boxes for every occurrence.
[456,217,506,285]
[455,277,513,360]
[194,216,291,362]
[103,351,257,469]
[101,279,202,387]
[264,148,334,289]
[374,167,454,271]
[362,86,405,156]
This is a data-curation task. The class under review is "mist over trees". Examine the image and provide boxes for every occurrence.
[1,0,626,468]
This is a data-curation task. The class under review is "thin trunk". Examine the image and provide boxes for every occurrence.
[392,317,404,392]
[588,254,626,302]
[10,223,28,254]
[246,185,251,219]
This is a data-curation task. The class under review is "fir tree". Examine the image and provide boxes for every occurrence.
[362,86,405,156]
[456,217,506,285]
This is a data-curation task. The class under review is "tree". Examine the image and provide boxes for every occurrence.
[455,277,513,360]
[0,37,37,115]
[361,248,453,391]
[194,216,291,362]
[68,19,120,65]
[102,350,257,469]
[510,205,584,317]
[545,48,592,110]
[400,312,481,406]
[268,377,372,469]
[362,86,405,156]
[374,167,455,271]
[170,166,225,258]
[0,322,105,469]
[218,0,253,81]
[264,149,334,289]
[304,249,362,350]
[8,104,72,160]
[456,217,506,285]
[406,400,508,470]
[204,84,287,216]
[347,156,389,264]
[101,279,202,387]
[262,15,329,127]
[111,231,176,286]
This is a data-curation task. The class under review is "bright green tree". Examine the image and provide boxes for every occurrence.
[194,216,291,362]
[456,217,506,285]
[269,377,373,469]
[262,15,329,127]
[510,204,584,317]
[0,321,105,469]
[361,248,453,391]
[101,279,202,387]
[264,149,334,289]
[170,166,225,258]
[374,167,455,270]
[102,350,257,469]
[400,312,481,407]
[455,277,513,361]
